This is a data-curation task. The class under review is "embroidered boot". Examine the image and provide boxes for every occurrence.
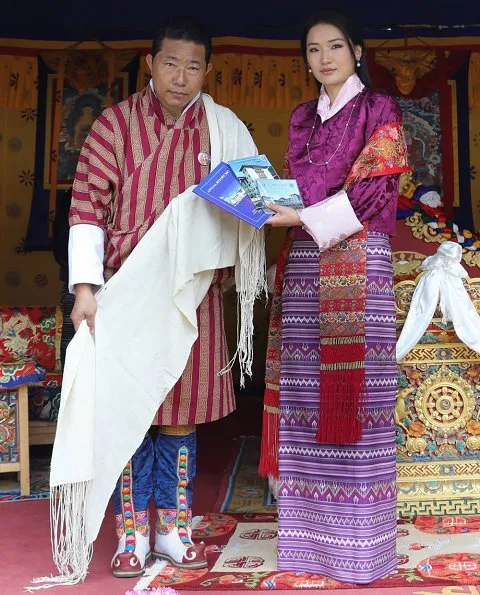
[154,508,206,569]
[112,509,151,577]
[152,426,207,569]
[111,436,153,577]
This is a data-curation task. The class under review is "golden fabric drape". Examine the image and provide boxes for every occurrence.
[0,55,38,109]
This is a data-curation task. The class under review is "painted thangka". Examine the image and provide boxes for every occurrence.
[397,59,477,236]
[397,92,442,190]
[395,78,480,269]
[25,51,137,250]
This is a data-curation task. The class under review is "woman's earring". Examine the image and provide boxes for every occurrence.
[356,58,361,67]
[308,68,312,73]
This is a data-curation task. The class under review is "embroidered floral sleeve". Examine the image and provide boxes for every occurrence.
[344,96,409,228]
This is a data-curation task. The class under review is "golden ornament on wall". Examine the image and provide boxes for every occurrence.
[406,437,428,454]
[399,171,414,195]
[395,387,413,426]
[467,280,480,309]
[394,280,417,317]
[392,251,426,277]
[375,50,437,95]
[414,367,476,431]
[405,212,445,243]
[466,436,480,450]
[463,250,480,268]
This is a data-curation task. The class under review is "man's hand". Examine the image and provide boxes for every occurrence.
[71,283,97,335]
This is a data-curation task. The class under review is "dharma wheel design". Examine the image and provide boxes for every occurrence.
[414,367,475,431]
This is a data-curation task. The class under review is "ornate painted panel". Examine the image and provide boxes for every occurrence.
[394,251,480,516]
[0,390,19,464]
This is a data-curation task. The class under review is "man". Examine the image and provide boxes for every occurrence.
[68,17,257,578]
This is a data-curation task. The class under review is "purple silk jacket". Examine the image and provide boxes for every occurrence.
[287,88,403,237]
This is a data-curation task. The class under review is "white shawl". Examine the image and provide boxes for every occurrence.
[396,241,480,361]
[31,94,266,589]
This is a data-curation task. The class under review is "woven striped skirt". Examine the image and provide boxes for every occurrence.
[277,232,397,584]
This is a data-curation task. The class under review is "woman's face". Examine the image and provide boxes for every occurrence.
[306,23,361,94]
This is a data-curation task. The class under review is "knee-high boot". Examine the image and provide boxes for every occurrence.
[111,435,153,577]
[152,425,206,569]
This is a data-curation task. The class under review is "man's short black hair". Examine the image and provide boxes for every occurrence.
[151,17,212,64]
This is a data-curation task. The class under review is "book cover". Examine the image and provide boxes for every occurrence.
[228,154,279,209]
[193,161,271,228]
[256,178,304,213]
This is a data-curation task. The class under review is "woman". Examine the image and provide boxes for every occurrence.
[260,9,409,584]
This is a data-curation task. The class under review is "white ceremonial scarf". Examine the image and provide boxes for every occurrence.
[29,94,266,590]
[396,241,480,361]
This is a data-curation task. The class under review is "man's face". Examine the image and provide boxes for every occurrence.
[146,38,212,118]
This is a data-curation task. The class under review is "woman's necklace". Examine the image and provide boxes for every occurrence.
[306,90,363,167]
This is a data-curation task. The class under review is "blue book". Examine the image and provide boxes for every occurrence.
[256,178,304,213]
[193,162,271,229]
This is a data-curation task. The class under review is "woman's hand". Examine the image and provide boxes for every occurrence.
[265,204,302,227]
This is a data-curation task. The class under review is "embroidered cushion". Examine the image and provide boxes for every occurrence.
[0,306,61,372]
[0,359,45,388]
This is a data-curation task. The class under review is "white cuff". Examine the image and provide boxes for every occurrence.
[68,224,105,293]
[299,190,363,252]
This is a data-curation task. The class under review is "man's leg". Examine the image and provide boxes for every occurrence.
[152,425,207,569]
[111,435,153,578]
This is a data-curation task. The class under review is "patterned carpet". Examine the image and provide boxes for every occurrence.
[133,512,480,591]
[220,436,275,513]
[129,438,480,591]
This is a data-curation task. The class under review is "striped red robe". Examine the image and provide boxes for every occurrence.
[70,85,235,425]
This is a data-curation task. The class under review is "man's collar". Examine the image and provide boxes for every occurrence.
[149,79,201,117]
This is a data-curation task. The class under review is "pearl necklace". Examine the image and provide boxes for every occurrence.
[306,90,363,167]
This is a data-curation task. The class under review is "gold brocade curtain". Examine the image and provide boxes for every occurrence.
[0,55,38,109]
[137,53,317,109]
[206,54,317,109]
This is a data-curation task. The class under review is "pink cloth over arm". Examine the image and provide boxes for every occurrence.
[299,190,363,251]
